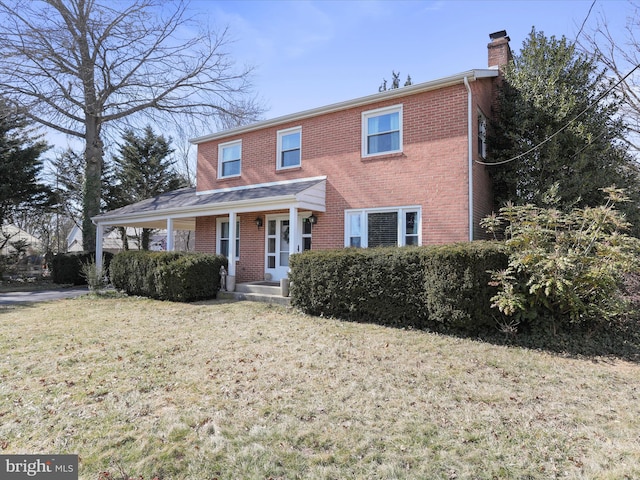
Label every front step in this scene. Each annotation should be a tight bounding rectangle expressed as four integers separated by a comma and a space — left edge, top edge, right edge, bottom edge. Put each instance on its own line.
217, 282, 291, 306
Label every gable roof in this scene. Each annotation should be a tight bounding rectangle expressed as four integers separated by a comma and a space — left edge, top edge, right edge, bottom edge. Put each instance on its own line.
191, 68, 499, 145
92, 177, 327, 229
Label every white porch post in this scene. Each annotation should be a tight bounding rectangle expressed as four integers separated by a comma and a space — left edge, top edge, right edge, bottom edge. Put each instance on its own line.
288, 206, 298, 258
227, 211, 237, 291
166, 218, 175, 251
95, 223, 104, 271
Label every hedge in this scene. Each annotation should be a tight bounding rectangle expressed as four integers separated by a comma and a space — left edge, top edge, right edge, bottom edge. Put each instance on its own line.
51, 252, 114, 285
289, 242, 507, 333
109, 251, 227, 302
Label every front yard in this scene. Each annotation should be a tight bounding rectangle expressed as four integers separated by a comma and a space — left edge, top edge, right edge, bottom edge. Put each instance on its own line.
1, 296, 639, 479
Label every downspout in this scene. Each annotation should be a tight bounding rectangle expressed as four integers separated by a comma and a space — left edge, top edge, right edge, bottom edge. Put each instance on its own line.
463, 75, 474, 241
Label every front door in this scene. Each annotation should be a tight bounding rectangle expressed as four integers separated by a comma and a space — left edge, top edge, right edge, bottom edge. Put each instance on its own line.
266, 217, 290, 281
265, 215, 313, 281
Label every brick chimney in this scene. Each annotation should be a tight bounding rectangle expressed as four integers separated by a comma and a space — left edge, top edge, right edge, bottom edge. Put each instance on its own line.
488, 30, 512, 68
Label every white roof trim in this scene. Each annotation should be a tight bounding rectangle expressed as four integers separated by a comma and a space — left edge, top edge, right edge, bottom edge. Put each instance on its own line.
191, 69, 499, 145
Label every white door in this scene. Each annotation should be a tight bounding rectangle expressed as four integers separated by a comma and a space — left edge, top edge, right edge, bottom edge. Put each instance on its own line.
265, 215, 313, 281
266, 217, 290, 281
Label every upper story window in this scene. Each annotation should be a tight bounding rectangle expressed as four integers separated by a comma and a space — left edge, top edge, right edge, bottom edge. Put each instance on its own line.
277, 127, 301, 169
218, 140, 242, 178
478, 111, 487, 159
345, 206, 420, 248
362, 105, 403, 157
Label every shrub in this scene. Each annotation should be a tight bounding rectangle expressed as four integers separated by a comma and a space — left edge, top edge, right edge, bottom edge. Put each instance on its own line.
110, 251, 227, 302
482, 185, 640, 333
80, 258, 108, 292
290, 247, 428, 327
422, 242, 508, 331
51, 252, 114, 285
290, 242, 507, 333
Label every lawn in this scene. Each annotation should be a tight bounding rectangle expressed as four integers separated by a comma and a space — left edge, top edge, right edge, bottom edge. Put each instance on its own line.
1, 295, 639, 479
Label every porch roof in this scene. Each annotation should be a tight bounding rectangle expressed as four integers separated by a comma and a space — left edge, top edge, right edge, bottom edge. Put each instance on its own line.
92, 176, 327, 230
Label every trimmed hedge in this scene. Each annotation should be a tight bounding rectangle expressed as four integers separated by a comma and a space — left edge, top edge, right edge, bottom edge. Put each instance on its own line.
289, 242, 507, 333
110, 251, 227, 302
51, 252, 114, 285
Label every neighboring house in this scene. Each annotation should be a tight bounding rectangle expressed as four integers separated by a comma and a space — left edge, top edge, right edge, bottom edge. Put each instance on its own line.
0, 224, 43, 256
93, 31, 512, 287
67, 225, 193, 254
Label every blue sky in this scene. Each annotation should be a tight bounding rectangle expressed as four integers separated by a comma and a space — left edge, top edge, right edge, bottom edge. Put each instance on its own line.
188, 0, 631, 122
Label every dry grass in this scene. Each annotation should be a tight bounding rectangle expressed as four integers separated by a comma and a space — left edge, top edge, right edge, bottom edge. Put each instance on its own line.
1, 296, 639, 479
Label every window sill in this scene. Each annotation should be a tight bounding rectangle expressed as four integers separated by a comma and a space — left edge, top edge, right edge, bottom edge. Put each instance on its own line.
361, 151, 405, 162
276, 166, 302, 173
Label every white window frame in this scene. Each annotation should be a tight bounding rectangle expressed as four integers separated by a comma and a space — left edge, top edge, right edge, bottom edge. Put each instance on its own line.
218, 139, 242, 179
361, 104, 403, 158
344, 206, 421, 248
276, 126, 302, 170
478, 110, 487, 159
216, 217, 240, 260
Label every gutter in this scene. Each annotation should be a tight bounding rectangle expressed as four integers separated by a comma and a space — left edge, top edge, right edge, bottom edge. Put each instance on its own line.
191, 69, 499, 145
463, 75, 474, 242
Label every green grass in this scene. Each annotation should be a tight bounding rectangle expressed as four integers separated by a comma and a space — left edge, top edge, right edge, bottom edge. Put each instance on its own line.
1, 296, 639, 479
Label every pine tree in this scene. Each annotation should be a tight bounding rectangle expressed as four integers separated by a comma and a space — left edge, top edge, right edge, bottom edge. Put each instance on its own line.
487, 28, 640, 231
0, 99, 52, 227
108, 126, 187, 250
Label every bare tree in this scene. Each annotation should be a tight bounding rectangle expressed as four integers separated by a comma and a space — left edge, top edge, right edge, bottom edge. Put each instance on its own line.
580, 2, 640, 154
0, 0, 263, 251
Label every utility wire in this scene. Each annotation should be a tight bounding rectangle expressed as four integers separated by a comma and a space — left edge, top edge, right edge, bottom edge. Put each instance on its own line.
476, 62, 640, 166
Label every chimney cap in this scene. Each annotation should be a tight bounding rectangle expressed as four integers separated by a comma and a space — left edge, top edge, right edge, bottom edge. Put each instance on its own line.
489, 30, 508, 40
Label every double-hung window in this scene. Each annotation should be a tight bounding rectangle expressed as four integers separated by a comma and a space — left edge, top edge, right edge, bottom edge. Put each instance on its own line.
217, 218, 240, 259
218, 140, 242, 178
277, 127, 301, 169
362, 105, 403, 157
345, 207, 420, 248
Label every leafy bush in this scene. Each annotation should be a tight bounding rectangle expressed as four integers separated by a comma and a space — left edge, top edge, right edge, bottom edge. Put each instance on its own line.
51, 252, 114, 285
290, 242, 507, 333
110, 251, 227, 302
481, 185, 640, 333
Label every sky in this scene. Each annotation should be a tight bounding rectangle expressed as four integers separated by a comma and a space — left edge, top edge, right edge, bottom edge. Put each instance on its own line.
184, 0, 633, 124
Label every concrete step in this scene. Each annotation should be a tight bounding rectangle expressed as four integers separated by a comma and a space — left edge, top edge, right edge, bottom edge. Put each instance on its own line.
217, 282, 290, 306
235, 281, 281, 295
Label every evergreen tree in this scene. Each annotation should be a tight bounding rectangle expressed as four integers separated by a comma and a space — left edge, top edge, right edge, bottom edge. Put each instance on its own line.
487, 28, 640, 230
108, 126, 187, 250
0, 99, 52, 227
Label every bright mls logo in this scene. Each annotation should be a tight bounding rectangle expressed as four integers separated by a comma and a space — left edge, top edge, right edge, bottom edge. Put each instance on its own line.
1, 455, 78, 479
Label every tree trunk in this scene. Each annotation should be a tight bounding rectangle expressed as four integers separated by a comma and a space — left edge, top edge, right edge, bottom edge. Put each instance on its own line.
82, 117, 103, 252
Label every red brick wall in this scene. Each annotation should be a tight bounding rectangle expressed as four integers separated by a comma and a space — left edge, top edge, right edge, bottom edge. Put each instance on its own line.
195, 80, 496, 281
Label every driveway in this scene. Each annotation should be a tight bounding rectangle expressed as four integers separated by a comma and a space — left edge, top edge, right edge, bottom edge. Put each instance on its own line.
0, 287, 89, 305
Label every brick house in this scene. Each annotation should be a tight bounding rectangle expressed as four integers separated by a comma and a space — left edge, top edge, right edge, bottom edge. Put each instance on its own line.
93, 31, 512, 288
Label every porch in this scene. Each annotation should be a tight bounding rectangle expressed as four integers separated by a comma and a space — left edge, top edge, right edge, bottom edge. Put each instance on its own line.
91, 176, 327, 290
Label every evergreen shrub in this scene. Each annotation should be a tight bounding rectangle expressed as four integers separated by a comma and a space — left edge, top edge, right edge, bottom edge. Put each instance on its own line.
51, 252, 114, 285
109, 251, 226, 302
289, 242, 507, 333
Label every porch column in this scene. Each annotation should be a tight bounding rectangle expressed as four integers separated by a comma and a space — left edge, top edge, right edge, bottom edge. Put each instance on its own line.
95, 223, 104, 271
289, 206, 299, 257
227, 211, 237, 290
166, 218, 175, 251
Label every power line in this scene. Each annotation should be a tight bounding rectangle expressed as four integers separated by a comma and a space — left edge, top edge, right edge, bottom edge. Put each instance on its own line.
476, 62, 640, 167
